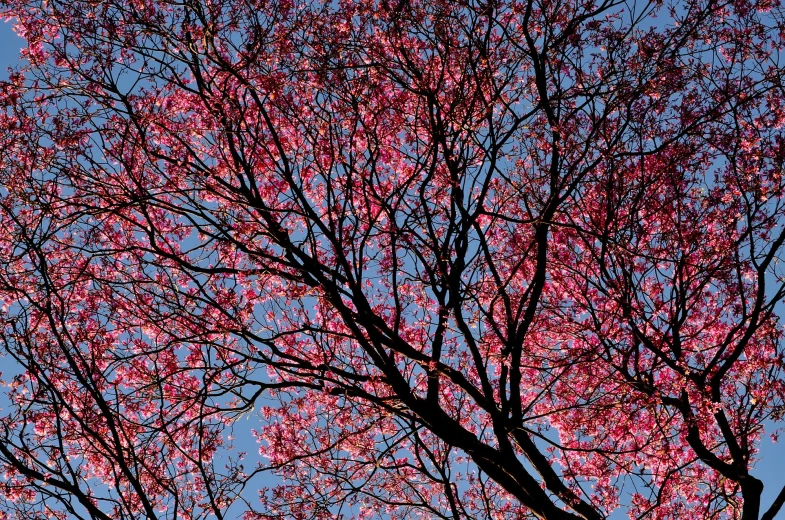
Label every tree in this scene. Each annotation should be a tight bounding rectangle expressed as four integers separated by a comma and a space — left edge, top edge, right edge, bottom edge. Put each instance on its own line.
0, 0, 784, 517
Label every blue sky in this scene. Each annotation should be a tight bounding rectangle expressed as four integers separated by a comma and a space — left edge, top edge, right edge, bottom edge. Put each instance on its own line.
1, 14, 785, 520
0, 19, 21, 72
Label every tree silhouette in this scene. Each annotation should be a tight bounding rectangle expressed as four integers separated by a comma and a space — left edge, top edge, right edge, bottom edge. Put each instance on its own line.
1, 0, 785, 518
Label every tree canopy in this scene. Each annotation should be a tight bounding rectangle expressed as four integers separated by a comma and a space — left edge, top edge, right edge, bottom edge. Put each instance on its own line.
1, 0, 785, 518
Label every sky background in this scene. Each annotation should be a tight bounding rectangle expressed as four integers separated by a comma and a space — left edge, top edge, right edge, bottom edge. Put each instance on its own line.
1, 14, 785, 520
